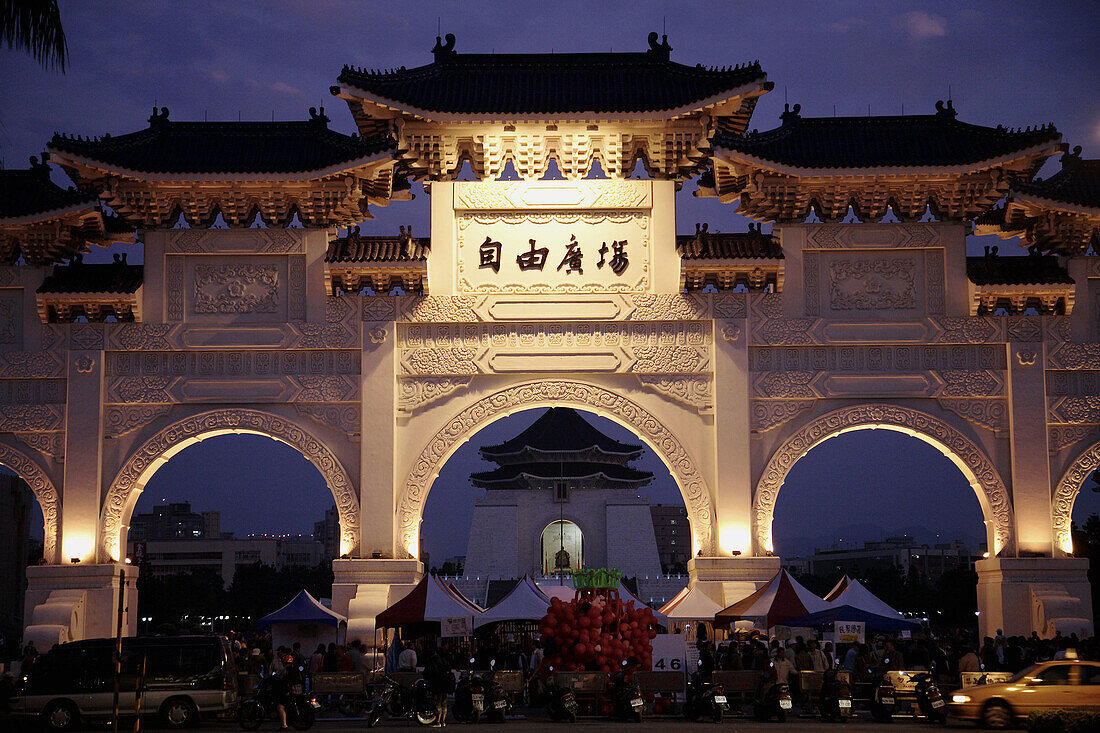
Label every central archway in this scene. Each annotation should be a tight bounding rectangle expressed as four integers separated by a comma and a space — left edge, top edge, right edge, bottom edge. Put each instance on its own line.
398, 380, 714, 559
753, 403, 1014, 557
100, 409, 360, 562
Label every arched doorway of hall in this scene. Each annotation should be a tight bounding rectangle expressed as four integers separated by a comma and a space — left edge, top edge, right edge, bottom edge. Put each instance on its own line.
400, 381, 715, 600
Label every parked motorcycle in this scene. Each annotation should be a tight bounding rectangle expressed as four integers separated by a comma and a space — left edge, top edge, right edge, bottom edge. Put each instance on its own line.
753, 663, 792, 723
683, 664, 728, 723
545, 667, 579, 723
610, 660, 645, 723
238, 678, 319, 731
869, 666, 897, 723
819, 664, 852, 723
911, 671, 946, 724
483, 660, 510, 723
452, 658, 486, 724
365, 674, 437, 728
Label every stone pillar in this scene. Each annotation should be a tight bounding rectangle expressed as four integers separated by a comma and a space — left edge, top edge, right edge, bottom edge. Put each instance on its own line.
63, 343, 104, 563
1006, 341, 1053, 555
331, 558, 423, 645
712, 316, 752, 555
688, 556, 780, 607
976, 557, 1093, 638
361, 315, 395, 558
24, 562, 138, 645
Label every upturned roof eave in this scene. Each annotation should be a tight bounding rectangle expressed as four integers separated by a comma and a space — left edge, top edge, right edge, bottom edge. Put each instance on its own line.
1008, 191, 1100, 218
46, 148, 396, 184
0, 199, 101, 227
336, 81, 770, 125
712, 139, 1062, 180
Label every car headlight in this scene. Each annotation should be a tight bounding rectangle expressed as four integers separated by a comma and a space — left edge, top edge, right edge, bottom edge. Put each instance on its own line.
951, 695, 970, 703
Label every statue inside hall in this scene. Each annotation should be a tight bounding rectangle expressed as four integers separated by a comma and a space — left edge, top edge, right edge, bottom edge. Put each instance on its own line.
462, 407, 663, 581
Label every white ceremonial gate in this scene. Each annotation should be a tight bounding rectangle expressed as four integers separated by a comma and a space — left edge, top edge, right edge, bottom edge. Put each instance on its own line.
2, 34, 1097, 645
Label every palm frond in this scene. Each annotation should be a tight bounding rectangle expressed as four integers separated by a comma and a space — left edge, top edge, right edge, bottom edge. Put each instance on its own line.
1, 0, 68, 72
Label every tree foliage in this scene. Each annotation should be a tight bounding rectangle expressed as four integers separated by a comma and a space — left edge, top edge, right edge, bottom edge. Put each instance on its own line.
1, 0, 67, 71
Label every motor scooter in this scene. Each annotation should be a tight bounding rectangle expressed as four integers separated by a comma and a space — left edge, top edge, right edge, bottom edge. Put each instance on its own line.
365, 674, 437, 728
911, 670, 946, 724
869, 665, 897, 723
483, 660, 510, 723
609, 659, 644, 723
451, 658, 486, 724
545, 667, 578, 723
238, 677, 320, 731
818, 662, 852, 723
682, 662, 728, 723
753, 667, 792, 723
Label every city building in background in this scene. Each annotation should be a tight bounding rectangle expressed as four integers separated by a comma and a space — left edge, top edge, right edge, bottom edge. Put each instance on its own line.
651, 504, 692, 574
782, 535, 981, 582
313, 506, 340, 560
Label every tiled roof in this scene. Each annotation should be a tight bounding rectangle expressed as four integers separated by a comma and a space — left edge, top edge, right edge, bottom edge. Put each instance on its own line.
1012, 148, 1100, 209
676, 226, 782, 259
966, 255, 1073, 286
38, 259, 143, 294
471, 461, 654, 487
48, 107, 395, 175
337, 34, 766, 116
714, 101, 1060, 170
325, 229, 429, 262
0, 161, 97, 221
481, 407, 642, 458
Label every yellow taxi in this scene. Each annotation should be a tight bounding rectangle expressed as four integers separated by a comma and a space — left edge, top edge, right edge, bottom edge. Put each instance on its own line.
946, 656, 1100, 728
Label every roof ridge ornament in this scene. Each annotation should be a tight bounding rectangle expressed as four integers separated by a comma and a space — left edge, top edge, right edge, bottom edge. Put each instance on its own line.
647, 31, 672, 59
935, 99, 957, 119
308, 106, 330, 126
148, 106, 170, 126
29, 153, 50, 178
432, 33, 456, 61
780, 103, 801, 125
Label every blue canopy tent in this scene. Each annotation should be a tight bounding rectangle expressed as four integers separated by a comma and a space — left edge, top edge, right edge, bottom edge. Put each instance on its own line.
776, 604, 920, 632
258, 590, 347, 651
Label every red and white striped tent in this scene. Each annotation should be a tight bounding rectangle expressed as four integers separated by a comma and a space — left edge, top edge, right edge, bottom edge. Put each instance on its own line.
715, 569, 831, 629
376, 573, 483, 629
824, 575, 853, 602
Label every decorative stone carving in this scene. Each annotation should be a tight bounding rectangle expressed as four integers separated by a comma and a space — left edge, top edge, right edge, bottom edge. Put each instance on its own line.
750, 400, 815, 433
165, 229, 303, 254
109, 324, 173, 351
631, 346, 708, 374
0, 351, 64, 378
1049, 425, 1097, 454
403, 348, 478, 376
74, 355, 94, 373
361, 297, 399, 322
804, 223, 939, 249
397, 377, 474, 412
293, 375, 357, 402
399, 296, 479, 323
926, 250, 945, 315
101, 409, 360, 561
166, 256, 184, 322
0, 441, 60, 563
934, 317, 1002, 344
1049, 397, 1100, 424
400, 321, 710, 350
107, 350, 360, 380
753, 403, 1013, 555
193, 264, 279, 314
103, 404, 172, 440
288, 256, 306, 321
0, 379, 64, 404
1052, 440, 1100, 554
941, 370, 1002, 397
0, 404, 64, 431
720, 323, 742, 342
710, 293, 748, 319
627, 294, 709, 321
294, 320, 358, 349
937, 398, 1007, 434
1048, 343, 1100, 370
828, 258, 916, 310
1006, 317, 1043, 343
69, 324, 105, 350
368, 326, 387, 345
294, 403, 361, 437
0, 295, 19, 344
756, 372, 816, 399
749, 345, 1005, 373
397, 380, 714, 559
108, 376, 172, 404
803, 252, 820, 316
1016, 348, 1038, 366
14, 431, 64, 462
635, 375, 712, 412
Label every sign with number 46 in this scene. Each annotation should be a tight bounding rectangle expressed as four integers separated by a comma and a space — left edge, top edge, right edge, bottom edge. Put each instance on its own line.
650, 635, 688, 672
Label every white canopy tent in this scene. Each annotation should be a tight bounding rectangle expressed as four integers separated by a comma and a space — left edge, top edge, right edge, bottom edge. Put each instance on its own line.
659, 585, 723, 621
474, 576, 552, 629
826, 577, 904, 618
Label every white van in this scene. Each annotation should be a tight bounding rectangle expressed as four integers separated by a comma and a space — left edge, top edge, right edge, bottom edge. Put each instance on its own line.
11, 635, 238, 730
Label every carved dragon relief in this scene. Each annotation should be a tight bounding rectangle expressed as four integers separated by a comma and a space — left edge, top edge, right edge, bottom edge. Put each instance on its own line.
101, 409, 360, 561
398, 381, 714, 559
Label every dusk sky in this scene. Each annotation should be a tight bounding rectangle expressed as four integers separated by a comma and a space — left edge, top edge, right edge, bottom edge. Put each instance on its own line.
4, 2, 1100, 558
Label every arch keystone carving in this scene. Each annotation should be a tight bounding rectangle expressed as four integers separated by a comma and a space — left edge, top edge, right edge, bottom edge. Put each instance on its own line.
101, 409, 360, 561
753, 403, 1013, 556
397, 380, 714, 559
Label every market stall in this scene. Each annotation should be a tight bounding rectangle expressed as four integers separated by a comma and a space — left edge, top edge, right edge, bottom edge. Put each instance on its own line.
257, 589, 347, 653
825, 577, 905, 618
714, 569, 831, 630
658, 585, 723, 640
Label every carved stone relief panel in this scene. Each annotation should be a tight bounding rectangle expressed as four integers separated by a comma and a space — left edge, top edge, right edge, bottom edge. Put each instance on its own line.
393, 293, 714, 324
0, 290, 24, 351
164, 229, 304, 254
0, 351, 65, 378
192, 264, 279, 314
0, 379, 65, 404
1048, 424, 1098, 454
803, 223, 941, 249
826, 254, 920, 313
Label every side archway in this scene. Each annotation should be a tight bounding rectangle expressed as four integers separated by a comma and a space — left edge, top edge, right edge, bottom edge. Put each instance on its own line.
1052, 440, 1100, 556
397, 380, 714, 559
0, 441, 60, 564
753, 403, 1014, 556
100, 409, 360, 561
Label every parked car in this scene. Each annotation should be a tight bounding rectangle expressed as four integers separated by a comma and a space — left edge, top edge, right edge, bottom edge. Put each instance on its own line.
10, 635, 238, 730
946, 656, 1100, 728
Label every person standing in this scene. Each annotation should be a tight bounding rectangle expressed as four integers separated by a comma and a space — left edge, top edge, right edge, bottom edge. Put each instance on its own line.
268, 649, 289, 730
424, 649, 454, 727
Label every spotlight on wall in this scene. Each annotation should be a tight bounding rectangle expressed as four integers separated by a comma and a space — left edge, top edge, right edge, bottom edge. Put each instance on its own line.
124, 557, 132, 565
730, 550, 742, 556
70, 557, 80, 564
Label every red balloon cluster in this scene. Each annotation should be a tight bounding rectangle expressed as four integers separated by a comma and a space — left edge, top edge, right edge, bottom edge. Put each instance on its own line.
538, 593, 658, 674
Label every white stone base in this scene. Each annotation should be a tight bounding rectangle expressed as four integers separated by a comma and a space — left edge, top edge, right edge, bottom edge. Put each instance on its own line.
24, 563, 138, 643
332, 558, 423, 646
976, 557, 1093, 638
688, 556, 781, 607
